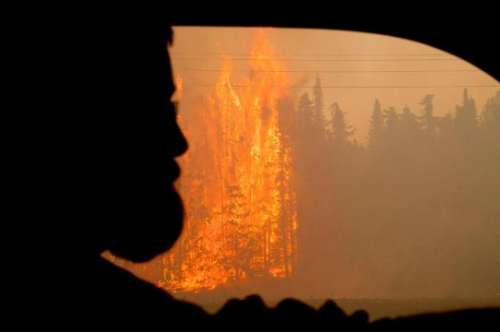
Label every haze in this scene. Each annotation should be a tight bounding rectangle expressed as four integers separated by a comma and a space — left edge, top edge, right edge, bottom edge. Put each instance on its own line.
107, 27, 500, 319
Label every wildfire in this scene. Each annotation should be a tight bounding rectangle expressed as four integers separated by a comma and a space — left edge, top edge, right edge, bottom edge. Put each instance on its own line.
160, 30, 299, 293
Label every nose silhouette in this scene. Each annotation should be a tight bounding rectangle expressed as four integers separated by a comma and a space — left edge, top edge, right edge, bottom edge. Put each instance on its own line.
164, 100, 188, 159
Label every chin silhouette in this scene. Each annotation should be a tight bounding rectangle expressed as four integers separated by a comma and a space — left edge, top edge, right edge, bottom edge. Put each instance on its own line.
107, 185, 184, 262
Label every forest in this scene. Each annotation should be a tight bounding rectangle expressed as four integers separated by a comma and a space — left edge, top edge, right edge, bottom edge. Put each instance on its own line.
150, 75, 500, 299
290, 82, 500, 298
111, 32, 500, 299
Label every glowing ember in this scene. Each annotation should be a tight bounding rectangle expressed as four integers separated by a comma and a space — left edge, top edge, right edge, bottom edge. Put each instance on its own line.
160, 30, 298, 293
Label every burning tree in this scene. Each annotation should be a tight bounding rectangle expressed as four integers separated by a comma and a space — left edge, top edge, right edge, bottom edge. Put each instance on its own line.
160, 30, 298, 293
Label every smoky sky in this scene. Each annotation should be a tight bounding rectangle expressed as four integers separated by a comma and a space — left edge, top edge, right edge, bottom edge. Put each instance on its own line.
171, 27, 498, 144
107, 27, 500, 318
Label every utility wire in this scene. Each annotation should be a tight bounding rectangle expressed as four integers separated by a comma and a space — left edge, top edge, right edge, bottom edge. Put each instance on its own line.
184, 84, 499, 89
179, 68, 479, 73
173, 57, 459, 62
172, 52, 447, 57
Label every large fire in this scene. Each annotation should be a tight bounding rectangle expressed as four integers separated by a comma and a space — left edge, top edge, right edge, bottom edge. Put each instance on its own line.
159, 31, 299, 293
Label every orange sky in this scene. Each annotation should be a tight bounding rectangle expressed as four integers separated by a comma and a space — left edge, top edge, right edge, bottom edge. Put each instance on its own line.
171, 27, 499, 144
107, 27, 500, 315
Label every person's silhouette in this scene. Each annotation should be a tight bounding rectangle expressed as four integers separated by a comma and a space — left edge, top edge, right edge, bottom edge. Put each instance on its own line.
77, 21, 498, 330
82, 24, 209, 326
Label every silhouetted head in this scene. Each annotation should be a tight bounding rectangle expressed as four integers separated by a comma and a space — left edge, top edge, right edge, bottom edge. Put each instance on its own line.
82, 25, 187, 262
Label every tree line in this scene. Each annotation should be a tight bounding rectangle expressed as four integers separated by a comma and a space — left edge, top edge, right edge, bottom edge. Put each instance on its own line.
287, 77, 500, 298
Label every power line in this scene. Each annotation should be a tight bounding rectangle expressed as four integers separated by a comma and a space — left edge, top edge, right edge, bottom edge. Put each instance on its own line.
174, 57, 459, 62
180, 68, 479, 73
184, 84, 498, 89
173, 52, 447, 57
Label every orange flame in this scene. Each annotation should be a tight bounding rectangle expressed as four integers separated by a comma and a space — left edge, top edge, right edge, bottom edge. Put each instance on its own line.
160, 30, 298, 293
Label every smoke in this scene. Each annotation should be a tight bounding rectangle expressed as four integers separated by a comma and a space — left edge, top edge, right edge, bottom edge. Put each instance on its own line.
111, 27, 500, 317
